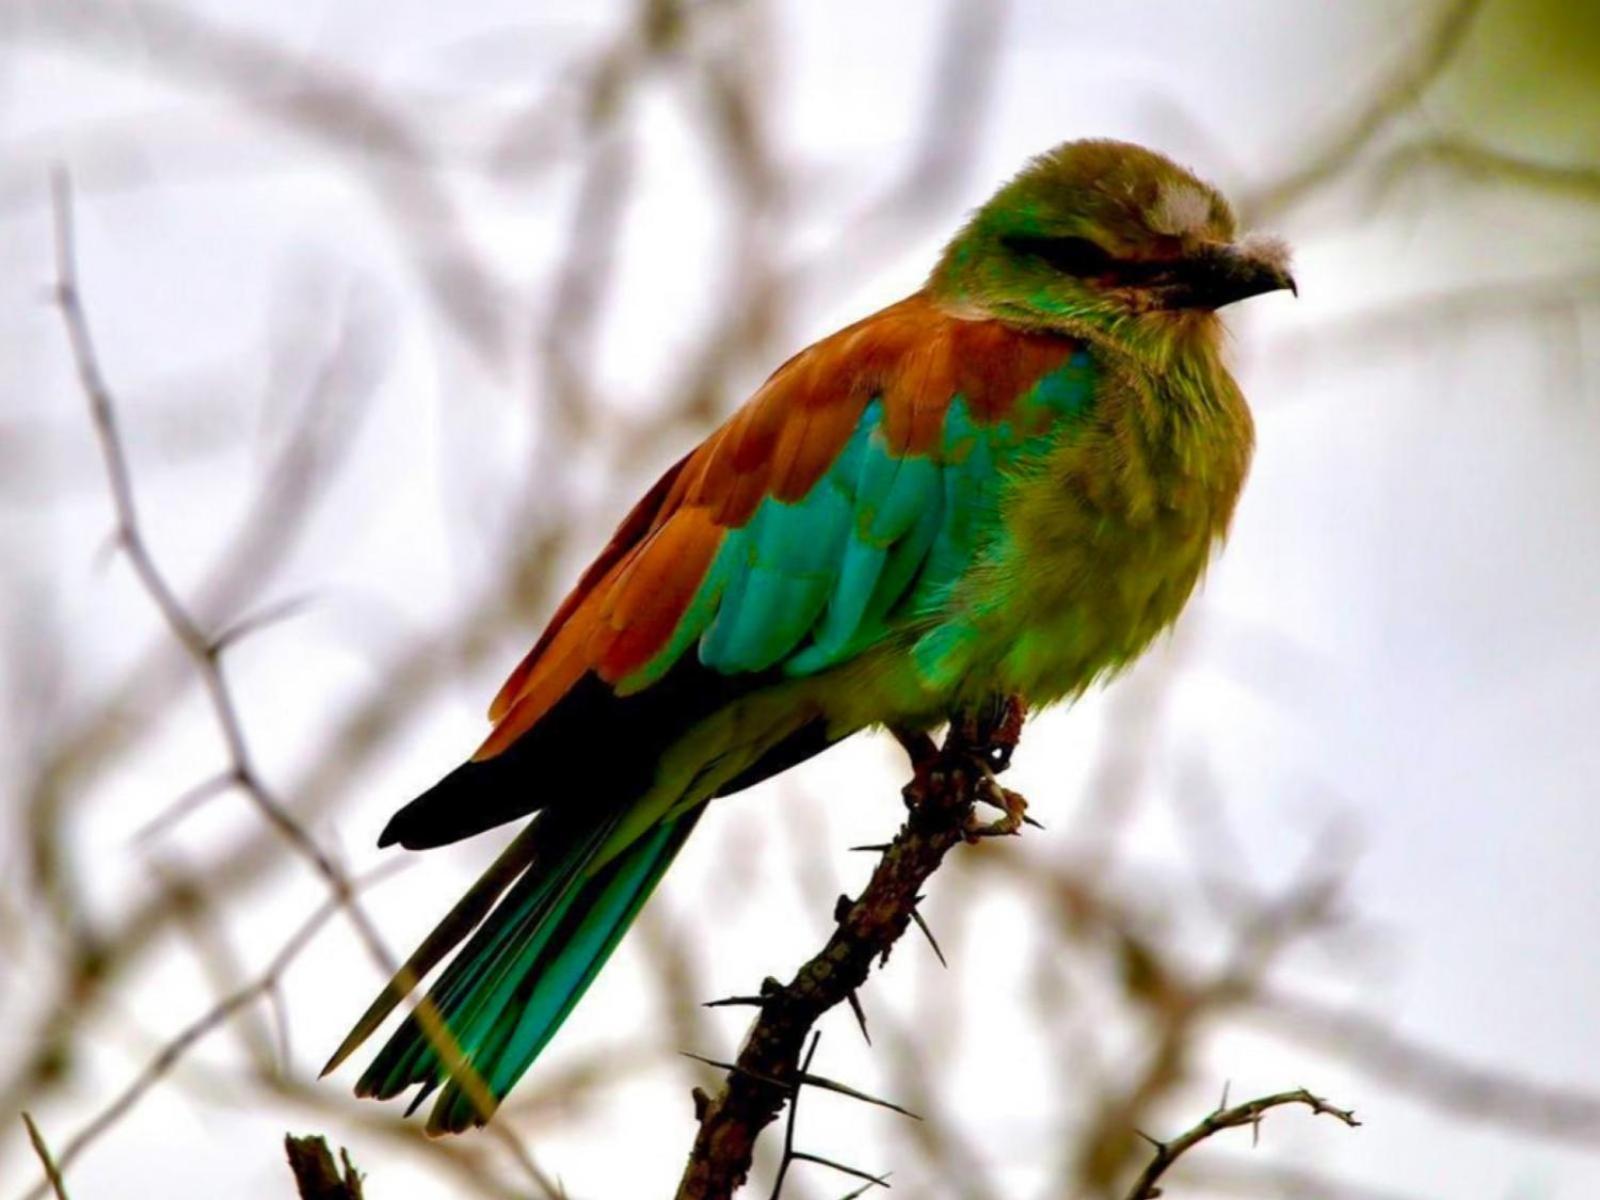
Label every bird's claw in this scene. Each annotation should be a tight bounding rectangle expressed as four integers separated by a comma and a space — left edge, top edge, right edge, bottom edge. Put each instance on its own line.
892, 699, 1033, 834
963, 766, 1030, 840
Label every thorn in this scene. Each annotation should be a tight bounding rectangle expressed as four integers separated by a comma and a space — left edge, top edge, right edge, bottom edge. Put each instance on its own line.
788, 1151, 892, 1189
1218, 1079, 1231, 1112
1022, 813, 1046, 830
703, 995, 767, 1009
845, 990, 871, 1045
681, 1052, 791, 1094
849, 843, 892, 853
908, 908, 947, 968
798, 1072, 920, 1120
1134, 1128, 1166, 1153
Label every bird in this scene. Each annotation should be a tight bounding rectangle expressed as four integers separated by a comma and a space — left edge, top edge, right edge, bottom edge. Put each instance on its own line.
321, 138, 1294, 1134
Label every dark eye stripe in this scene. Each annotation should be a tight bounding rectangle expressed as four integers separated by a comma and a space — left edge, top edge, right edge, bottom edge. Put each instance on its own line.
1002, 233, 1178, 288
1000, 234, 1112, 276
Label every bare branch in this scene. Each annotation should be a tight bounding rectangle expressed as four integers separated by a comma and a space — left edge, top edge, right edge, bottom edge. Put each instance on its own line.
1244, 0, 1486, 221
27, 0, 510, 364
49, 169, 391, 965
675, 716, 1027, 1200
1121, 1089, 1360, 1200
16, 872, 388, 1200
1256, 989, 1600, 1148
19, 1115, 69, 1200
285, 1135, 366, 1200
44, 175, 561, 1199
1367, 136, 1600, 205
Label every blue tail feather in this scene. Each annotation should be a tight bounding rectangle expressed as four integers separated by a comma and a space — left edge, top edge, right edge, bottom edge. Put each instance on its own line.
355, 808, 704, 1134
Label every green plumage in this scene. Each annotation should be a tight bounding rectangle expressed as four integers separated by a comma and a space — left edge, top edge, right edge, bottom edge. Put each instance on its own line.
333, 138, 1291, 1133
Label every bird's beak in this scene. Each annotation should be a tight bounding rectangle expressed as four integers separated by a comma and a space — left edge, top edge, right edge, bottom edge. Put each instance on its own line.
1166, 238, 1296, 309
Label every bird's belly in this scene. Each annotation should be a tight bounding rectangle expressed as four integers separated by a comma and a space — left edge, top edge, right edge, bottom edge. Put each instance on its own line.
929, 501, 1221, 712
999, 532, 1208, 702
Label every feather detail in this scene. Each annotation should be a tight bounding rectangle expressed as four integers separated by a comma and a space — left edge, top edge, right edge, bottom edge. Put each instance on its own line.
475, 291, 1084, 761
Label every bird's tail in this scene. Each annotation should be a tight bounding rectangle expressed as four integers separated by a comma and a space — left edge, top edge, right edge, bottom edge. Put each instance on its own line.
328, 806, 703, 1135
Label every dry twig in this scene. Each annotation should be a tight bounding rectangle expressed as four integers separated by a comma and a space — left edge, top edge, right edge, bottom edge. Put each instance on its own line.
19, 1115, 69, 1200
1121, 1088, 1360, 1200
16, 872, 390, 1200
43, 172, 561, 1200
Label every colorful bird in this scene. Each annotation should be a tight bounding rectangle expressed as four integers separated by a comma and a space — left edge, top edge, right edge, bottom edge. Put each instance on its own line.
322, 138, 1294, 1133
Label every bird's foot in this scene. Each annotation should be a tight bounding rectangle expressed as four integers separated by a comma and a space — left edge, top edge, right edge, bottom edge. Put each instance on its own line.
963, 766, 1030, 841
891, 702, 1033, 837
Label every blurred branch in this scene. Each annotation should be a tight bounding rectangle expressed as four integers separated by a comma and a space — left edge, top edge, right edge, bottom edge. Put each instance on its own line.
1121, 1088, 1359, 1200
1244, 0, 1485, 222
1177, 1156, 1436, 1200
792, 0, 1007, 305
992, 832, 1351, 1194
1368, 136, 1600, 205
1267, 271, 1600, 368
675, 714, 1029, 1200
18, 1115, 68, 1200
16, 873, 386, 1200
23, 277, 379, 940
285, 1135, 366, 1200
24, 0, 510, 365
1256, 988, 1600, 1149
44, 170, 562, 1200
49, 169, 397, 977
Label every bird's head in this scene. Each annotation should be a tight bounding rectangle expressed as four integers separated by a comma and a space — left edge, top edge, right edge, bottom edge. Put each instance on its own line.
929, 139, 1294, 342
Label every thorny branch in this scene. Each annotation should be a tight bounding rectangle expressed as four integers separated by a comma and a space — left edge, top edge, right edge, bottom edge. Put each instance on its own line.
49, 171, 393, 971
1121, 1088, 1360, 1200
675, 711, 1028, 1200
42, 173, 562, 1200
18, 875, 390, 1200
285, 1135, 366, 1200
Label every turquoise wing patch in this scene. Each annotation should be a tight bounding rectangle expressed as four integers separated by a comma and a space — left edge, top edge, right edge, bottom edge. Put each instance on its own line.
616, 352, 1097, 685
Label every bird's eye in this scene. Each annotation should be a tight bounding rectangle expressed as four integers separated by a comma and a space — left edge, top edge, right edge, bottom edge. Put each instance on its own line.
1001, 234, 1114, 276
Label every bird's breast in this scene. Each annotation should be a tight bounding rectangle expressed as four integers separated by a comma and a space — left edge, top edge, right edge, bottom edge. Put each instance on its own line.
914, 350, 1253, 710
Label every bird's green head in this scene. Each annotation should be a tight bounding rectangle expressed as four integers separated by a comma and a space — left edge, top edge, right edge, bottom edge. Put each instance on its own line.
929, 139, 1294, 338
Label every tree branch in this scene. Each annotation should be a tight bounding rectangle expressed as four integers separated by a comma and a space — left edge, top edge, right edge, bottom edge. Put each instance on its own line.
674, 709, 1028, 1200
1121, 1088, 1360, 1200
19, 1115, 69, 1200
44, 171, 561, 1200
285, 1135, 366, 1200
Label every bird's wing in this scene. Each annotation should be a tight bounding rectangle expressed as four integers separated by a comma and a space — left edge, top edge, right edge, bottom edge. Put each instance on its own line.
477, 291, 1094, 760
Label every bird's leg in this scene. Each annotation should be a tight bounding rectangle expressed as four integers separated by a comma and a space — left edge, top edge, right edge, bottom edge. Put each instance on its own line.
896, 696, 1032, 839
953, 693, 1028, 775
949, 694, 1030, 839
890, 724, 941, 811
